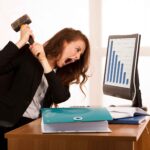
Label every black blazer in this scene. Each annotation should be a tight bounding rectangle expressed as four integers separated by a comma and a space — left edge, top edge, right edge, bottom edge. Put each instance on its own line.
0, 42, 70, 127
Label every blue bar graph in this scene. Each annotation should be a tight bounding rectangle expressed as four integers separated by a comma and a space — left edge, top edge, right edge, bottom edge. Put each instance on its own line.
113, 54, 118, 82
106, 40, 129, 86
116, 61, 120, 83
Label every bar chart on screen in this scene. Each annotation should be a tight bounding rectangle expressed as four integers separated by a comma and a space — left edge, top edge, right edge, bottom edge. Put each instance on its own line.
105, 38, 136, 88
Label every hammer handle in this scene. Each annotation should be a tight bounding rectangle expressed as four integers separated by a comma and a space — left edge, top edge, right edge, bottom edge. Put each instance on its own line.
29, 36, 34, 45
28, 35, 40, 57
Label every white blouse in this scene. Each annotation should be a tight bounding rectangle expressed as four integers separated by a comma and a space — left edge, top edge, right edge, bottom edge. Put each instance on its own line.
23, 75, 48, 119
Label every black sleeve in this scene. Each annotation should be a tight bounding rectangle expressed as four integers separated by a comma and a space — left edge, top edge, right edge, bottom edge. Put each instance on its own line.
0, 41, 20, 69
44, 71, 70, 104
0, 42, 30, 75
0, 42, 21, 95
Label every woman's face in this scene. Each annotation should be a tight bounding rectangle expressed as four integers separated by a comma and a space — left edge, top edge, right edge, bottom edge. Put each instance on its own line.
56, 39, 86, 68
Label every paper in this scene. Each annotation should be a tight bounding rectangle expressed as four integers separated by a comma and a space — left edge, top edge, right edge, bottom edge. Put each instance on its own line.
41, 119, 111, 133
108, 106, 149, 119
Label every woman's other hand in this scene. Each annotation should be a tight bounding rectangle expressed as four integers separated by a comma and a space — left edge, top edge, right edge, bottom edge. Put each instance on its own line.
29, 43, 46, 61
30, 43, 53, 73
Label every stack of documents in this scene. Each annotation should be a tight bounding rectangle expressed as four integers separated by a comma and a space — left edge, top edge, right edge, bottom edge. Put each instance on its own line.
41, 107, 113, 133
108, 106, 149, 124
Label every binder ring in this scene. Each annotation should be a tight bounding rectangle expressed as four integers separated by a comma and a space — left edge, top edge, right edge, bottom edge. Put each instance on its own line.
73, 116, 83, 120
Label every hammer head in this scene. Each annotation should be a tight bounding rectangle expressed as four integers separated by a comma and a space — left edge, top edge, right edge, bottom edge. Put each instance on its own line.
11, 14, 31, 32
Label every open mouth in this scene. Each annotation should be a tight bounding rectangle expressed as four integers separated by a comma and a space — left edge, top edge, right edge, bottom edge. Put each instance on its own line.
64, 58, 75, 65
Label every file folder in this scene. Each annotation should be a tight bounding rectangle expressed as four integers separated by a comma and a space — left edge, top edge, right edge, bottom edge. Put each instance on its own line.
41, 107, 113, 124
41, 107, 113, 133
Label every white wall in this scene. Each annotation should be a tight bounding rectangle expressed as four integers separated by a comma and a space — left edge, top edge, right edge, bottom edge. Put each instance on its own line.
0, 0, 89, 47
88, 0, 103, 106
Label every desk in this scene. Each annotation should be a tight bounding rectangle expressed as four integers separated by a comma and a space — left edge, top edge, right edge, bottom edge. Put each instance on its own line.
5, 117, 150, 150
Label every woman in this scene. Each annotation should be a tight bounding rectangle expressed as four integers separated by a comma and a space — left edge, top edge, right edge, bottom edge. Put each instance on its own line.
0, 25, 90, 149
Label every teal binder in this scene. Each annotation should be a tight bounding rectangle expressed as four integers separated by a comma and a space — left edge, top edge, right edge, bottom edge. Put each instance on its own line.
41, 107, 113, 124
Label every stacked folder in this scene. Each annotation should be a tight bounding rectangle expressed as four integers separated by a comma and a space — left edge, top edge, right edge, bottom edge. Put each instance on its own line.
109, 116, 146, 124
41, 107, 113, 133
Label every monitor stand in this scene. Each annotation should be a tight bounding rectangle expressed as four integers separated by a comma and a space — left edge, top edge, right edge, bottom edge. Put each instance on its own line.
132, 70, 147, 111
132, 71, 142, 107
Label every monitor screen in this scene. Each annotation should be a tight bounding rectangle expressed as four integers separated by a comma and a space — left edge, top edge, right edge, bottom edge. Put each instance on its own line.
103, 34, 141, 103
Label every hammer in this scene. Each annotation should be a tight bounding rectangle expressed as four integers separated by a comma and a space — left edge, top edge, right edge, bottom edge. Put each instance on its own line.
11, 14, 34, 45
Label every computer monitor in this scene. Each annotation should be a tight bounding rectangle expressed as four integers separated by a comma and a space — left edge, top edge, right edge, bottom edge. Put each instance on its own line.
103, 34, 142, 107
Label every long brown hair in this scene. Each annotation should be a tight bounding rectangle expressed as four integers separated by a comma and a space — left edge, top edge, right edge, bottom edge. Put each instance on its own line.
44, 28, 90, 92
